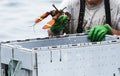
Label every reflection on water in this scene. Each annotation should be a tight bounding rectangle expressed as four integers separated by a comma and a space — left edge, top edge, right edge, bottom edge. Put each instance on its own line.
0, 0, 62, 41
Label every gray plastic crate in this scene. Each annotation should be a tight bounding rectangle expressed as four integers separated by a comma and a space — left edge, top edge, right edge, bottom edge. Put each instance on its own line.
1, 34, 120, 76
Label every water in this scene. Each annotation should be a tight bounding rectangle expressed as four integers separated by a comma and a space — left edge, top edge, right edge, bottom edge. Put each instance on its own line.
0, 0, 62, 41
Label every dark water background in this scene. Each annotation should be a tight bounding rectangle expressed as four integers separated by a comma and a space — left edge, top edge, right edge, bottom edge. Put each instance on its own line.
0, 0, 61, 41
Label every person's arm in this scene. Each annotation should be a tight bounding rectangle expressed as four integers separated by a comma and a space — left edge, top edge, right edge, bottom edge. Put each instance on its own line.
111, 28, 120, 35
112, 4, 120, 35
87, 24, 120, 42
87, 2, 120, 42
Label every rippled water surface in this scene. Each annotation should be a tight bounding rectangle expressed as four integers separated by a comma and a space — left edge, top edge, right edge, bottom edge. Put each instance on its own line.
0, 0, 61, 41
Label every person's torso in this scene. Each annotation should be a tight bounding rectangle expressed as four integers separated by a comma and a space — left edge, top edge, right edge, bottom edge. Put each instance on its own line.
61, 0, 119, 33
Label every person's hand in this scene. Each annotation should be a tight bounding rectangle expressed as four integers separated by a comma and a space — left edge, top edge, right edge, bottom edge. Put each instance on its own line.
87, 24, 112, 42
50, 14, 69, 35
47, 28, 63, 37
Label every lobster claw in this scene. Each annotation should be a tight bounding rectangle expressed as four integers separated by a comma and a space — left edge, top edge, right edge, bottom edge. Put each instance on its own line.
35, 17, 42, 23
42, 19, 55, 29
35, 12, 50, 24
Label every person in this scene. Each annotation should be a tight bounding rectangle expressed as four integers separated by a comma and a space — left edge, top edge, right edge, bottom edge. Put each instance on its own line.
48, 0, 120, 42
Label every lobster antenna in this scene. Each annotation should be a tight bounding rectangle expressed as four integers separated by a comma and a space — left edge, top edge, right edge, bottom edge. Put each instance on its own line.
32, 23, 36, 33
28, 23, 36, 33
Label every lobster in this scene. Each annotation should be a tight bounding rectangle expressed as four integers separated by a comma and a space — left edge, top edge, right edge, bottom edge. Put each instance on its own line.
34, 4, 71, 29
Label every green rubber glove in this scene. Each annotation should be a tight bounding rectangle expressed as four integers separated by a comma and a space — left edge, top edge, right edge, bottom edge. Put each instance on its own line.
50, 14, 69, 34
87, 24, 112, 42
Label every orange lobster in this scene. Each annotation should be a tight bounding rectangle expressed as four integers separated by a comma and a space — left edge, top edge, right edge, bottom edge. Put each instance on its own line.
34, 4, 71, 29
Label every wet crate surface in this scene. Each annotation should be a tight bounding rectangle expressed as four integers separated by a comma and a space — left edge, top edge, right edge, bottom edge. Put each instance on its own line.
5, 34, 119, 49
